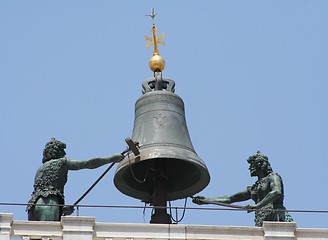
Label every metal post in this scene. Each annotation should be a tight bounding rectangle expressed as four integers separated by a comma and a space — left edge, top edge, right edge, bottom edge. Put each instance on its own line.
150, 161, 172, 224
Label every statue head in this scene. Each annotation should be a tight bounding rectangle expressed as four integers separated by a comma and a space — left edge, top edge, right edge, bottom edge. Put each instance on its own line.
247, 151, 273, 177
42, 138, 66, 163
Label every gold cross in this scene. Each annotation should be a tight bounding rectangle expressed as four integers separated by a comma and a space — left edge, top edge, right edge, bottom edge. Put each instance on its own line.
145, 8, 165, 55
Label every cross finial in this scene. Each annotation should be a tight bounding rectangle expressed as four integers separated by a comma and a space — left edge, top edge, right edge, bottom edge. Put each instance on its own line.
146, 8, 157, 26
145, 8, 165, 55
145, 8, 166, 72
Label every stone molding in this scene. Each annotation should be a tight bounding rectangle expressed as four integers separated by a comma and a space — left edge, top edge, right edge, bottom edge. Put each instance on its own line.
1, 214, 328, 240
262, 221, 296, 240
0, 213, 13, 239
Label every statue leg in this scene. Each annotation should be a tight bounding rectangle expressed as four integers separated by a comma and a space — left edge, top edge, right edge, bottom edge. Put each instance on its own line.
33, 195, 61, 221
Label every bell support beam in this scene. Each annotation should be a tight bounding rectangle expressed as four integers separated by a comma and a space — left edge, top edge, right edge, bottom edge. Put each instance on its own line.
150, 160, 172, 224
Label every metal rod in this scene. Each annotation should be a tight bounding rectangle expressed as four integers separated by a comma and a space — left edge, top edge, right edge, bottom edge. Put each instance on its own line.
73, 162, 116, 206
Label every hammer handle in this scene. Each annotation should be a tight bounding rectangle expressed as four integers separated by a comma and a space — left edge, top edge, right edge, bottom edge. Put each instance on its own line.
73, 162, 116, 206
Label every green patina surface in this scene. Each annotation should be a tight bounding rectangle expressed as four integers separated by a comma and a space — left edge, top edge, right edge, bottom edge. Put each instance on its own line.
193, 151, 293, 226
27, 138, 123, 221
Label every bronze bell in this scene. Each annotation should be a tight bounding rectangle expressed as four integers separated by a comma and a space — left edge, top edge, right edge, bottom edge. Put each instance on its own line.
114, 75, 210, 207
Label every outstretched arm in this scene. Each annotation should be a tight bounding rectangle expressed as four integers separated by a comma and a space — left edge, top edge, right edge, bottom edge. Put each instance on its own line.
66, 153, 123, 170
227, 189, 252, 203
193, 189, 251, 205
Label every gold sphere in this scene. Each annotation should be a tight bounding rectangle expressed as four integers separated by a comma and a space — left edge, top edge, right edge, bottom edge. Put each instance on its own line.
149, 54, 165, 72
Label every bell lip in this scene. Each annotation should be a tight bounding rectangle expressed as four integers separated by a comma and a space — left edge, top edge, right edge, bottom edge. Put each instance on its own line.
114, 147, 210, 202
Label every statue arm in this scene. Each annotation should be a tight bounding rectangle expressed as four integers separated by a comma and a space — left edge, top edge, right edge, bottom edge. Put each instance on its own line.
227, 189, 252, 203
193, 189, 251, 205
66, 154, 123, 170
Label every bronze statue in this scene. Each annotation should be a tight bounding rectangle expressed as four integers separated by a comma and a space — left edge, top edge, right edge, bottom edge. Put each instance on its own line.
27, 138, 124, 221
192, 151, 293, 226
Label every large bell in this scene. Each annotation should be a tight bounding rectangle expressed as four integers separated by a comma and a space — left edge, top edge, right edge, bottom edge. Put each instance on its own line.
114, 76, 210, 204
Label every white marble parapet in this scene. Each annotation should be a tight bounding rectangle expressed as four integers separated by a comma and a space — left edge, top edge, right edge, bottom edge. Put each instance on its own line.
295, 227, 328, 240
2, 213, 328, 240
12, 220, 62, 239
62, 216, 95, 240
0, 213, 13, 240
94, 222, 264, 240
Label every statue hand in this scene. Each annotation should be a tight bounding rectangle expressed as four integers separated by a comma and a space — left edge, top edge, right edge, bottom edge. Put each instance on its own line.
245, 204, 257, 213
192, 196, 207, 205
111, 153, 124, 163
62, 206, 75, 216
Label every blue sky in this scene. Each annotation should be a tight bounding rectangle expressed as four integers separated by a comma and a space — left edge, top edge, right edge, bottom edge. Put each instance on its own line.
1, 1, 327, 228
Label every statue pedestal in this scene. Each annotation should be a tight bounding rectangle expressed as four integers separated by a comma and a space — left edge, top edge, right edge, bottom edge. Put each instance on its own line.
62, 216, 95, 240
262, 221, 296, 239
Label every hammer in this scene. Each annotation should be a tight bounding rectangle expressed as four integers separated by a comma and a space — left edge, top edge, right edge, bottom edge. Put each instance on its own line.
121, 137, 140, 156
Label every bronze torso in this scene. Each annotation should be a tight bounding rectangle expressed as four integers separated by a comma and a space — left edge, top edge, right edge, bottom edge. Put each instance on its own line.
248, 172, 292, 226
249, 172, 284, 207
27, 158, 68, 211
